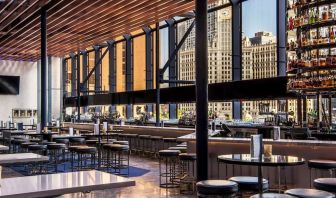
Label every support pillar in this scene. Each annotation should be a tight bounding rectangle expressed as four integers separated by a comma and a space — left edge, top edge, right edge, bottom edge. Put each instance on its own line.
167, 19, 177, 119
40, 7, 47, 129
144, 27, 154, 113
93, 46, 102, 93
70, 53, 76, 97
277, 0, 287, 76
81, 50, 88, 95
232, 0, 242, 120
155, 23, 161, 126
195, 0, 208, 181
124, 34, 133, 119
76, 52, 81, 121
297, 97, 302, 126
302, 96, 307, 125
107, 40, 116, 112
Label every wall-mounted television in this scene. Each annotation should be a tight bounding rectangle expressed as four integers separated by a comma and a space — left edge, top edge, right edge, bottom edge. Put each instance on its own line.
0, 76, 20, 95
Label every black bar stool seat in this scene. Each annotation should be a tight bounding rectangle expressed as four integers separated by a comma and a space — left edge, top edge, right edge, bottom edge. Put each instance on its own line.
196, 180, 238, 197
30, 139, 41, 143
159, 149, 181, 157
41, 141, 57, 145
285, 188, 335, 198
314, 178, 336, 193
28, 144, 47, 154
179, 153, 196, 161
85, 139, 99, 146
21, 142, 38, 149
100, 139, 117, 145
55, 138, 69, 145
70, 138, 86, 145
229, 176, 269, 192
76, 146, 97, 154
168, 146, 187, 153
308, 160, 336, 170
107, 144, 130, 151
113, 141, 129, 145
47, 143, 66, 150
250, 193, 296, 198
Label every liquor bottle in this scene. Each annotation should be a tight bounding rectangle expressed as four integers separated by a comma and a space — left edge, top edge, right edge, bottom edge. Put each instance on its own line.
330, 27, 335, 43
322, 7, 328, 21
310, 8, 316, 24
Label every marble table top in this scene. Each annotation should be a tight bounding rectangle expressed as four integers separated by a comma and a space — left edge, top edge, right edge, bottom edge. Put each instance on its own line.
0, 170, 135, 198
0, 153, 49, 165
178, 133, 336, 147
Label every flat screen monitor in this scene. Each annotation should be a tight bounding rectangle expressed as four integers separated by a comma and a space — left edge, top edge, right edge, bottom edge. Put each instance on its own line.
0, 76, 20, 95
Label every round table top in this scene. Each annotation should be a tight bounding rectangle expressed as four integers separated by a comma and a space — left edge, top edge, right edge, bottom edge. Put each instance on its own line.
217, 154, 305, 167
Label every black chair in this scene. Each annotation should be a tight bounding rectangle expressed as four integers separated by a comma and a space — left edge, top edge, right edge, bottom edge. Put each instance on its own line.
196, 180, 238, 198
314, 178, 336, 194
285, 188, 335, 198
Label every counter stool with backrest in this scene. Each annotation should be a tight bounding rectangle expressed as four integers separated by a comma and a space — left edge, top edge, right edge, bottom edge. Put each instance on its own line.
75, 146, 97, 170
196, 180, 238, 198
47, 143, 66, 173
138, 135, 151, 155
314, 178, 336, 194
285, 188, 335, 198
159, 149, 181, 188
105, 144, 130, 176
163, 137, 177, 149
228, 176, 269, 195
179, 153, 197, 194
150, 136, 163, 157
308, 159, 336, 187
250, 193, 296, 198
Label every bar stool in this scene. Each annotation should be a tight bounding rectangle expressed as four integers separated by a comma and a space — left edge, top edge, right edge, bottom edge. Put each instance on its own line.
150, 136, 163, 157
308, 160, 336, 187
113, 141, 129, 145
285, 188, 335, 198
54, 138, 70, 147
159, 149, 181, 188
139, 135, 151, 155
105, 144, 130, 176
250, 193, 296, 198
124, 134, 138, 153
196, 180, 238, 198
12, 139, 28, 153
168, 146, 187, 153
179, 153, 196, 194
69, 137, 86, 146
68, 145, 83, 171
75, 146, 97, 170
314, 178, 336, 194
163, 137, 177, 149
20, 142, 38, 153
228, 176, 269, 195
47, 143, 66, 173
28, 144, 47, 155
85, 139, 99, 147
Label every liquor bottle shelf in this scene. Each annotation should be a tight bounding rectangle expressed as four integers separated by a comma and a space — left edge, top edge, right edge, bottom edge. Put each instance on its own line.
293, 42, 336, 52
287, 65, 336, 74
288, 0, 336, 11
294, 20, 336, 31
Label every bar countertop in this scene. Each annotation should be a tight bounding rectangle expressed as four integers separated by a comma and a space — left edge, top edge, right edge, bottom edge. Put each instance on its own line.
178, 133, 336, 147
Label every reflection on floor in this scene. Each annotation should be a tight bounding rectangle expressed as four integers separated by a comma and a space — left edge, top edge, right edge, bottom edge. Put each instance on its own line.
3, 155, 195, 198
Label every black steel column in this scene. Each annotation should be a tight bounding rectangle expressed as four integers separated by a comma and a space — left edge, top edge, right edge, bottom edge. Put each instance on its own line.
40, 7, 47, 129
81, 50, 88, 95
77, 52, 81, 121
195, 0, 208, 181
61, 58, 67, 117
93, 46, 102, 93
329, 96, 332, 126
155, 23, 161, 126
302, 96, 307, 125
107, 40, 116, 112
297, 97, 302, 126
144, 27, 154, 113
70, 53, 76, 97
124, 34, 133, 119
232, 0, 242, 120
167, 19, 177, 119
277, 0, 287, 76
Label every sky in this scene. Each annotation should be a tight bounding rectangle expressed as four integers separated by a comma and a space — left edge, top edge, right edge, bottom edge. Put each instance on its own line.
242, 0, 277, 38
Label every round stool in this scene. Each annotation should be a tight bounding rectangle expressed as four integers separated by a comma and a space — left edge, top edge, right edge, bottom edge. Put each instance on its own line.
163, 137, 177, 149
250, 193, 296, 198
68, 145, 83, 171
159, 149, 181, 188
47, 143, 66, 173
28, 144, 47, 155
124, 134, 138, 153
75, 146, 97, 170
314, 178, 336, 193
285, 188, 335, 198
12, 139, 28, 153
70, 138, 86, 146
105, 144, 130, 176
54, 138, 69, 146
196, 180, 238, 198
41, 141, 57, 145
20, 142, 38, 152
113, 141, 129, 145
308, 159, 336, 187
85, 139, 98, 146
229, 176, 269, 193
168, 146, 187, 153
179, 153, 197, 194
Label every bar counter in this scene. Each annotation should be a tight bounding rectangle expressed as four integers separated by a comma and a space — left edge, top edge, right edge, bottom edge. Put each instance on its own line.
178, 133, 336, 188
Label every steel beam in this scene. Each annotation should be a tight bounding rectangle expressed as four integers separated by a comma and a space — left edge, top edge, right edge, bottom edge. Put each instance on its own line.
155, 23, 160, 127
81, 50, 88, 94
62, 58, 67, 98
277, 0, 287, 76
231, 0, 242, 120
76, 51, 81, 121
107, 40, 116, 112
195, 0, 208, 181
160, 80, 194, 84
70, 53, 76, 97
40, 7, 47, 129
124, 34, 133, 119
144, 26, 154, 113
93, 46, 102, 93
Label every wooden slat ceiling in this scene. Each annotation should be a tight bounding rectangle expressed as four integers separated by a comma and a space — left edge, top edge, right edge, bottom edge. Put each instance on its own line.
0, 0, 207, 62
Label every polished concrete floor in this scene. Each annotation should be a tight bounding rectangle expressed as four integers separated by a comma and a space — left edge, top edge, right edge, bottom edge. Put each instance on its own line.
3, 155, 195, 198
